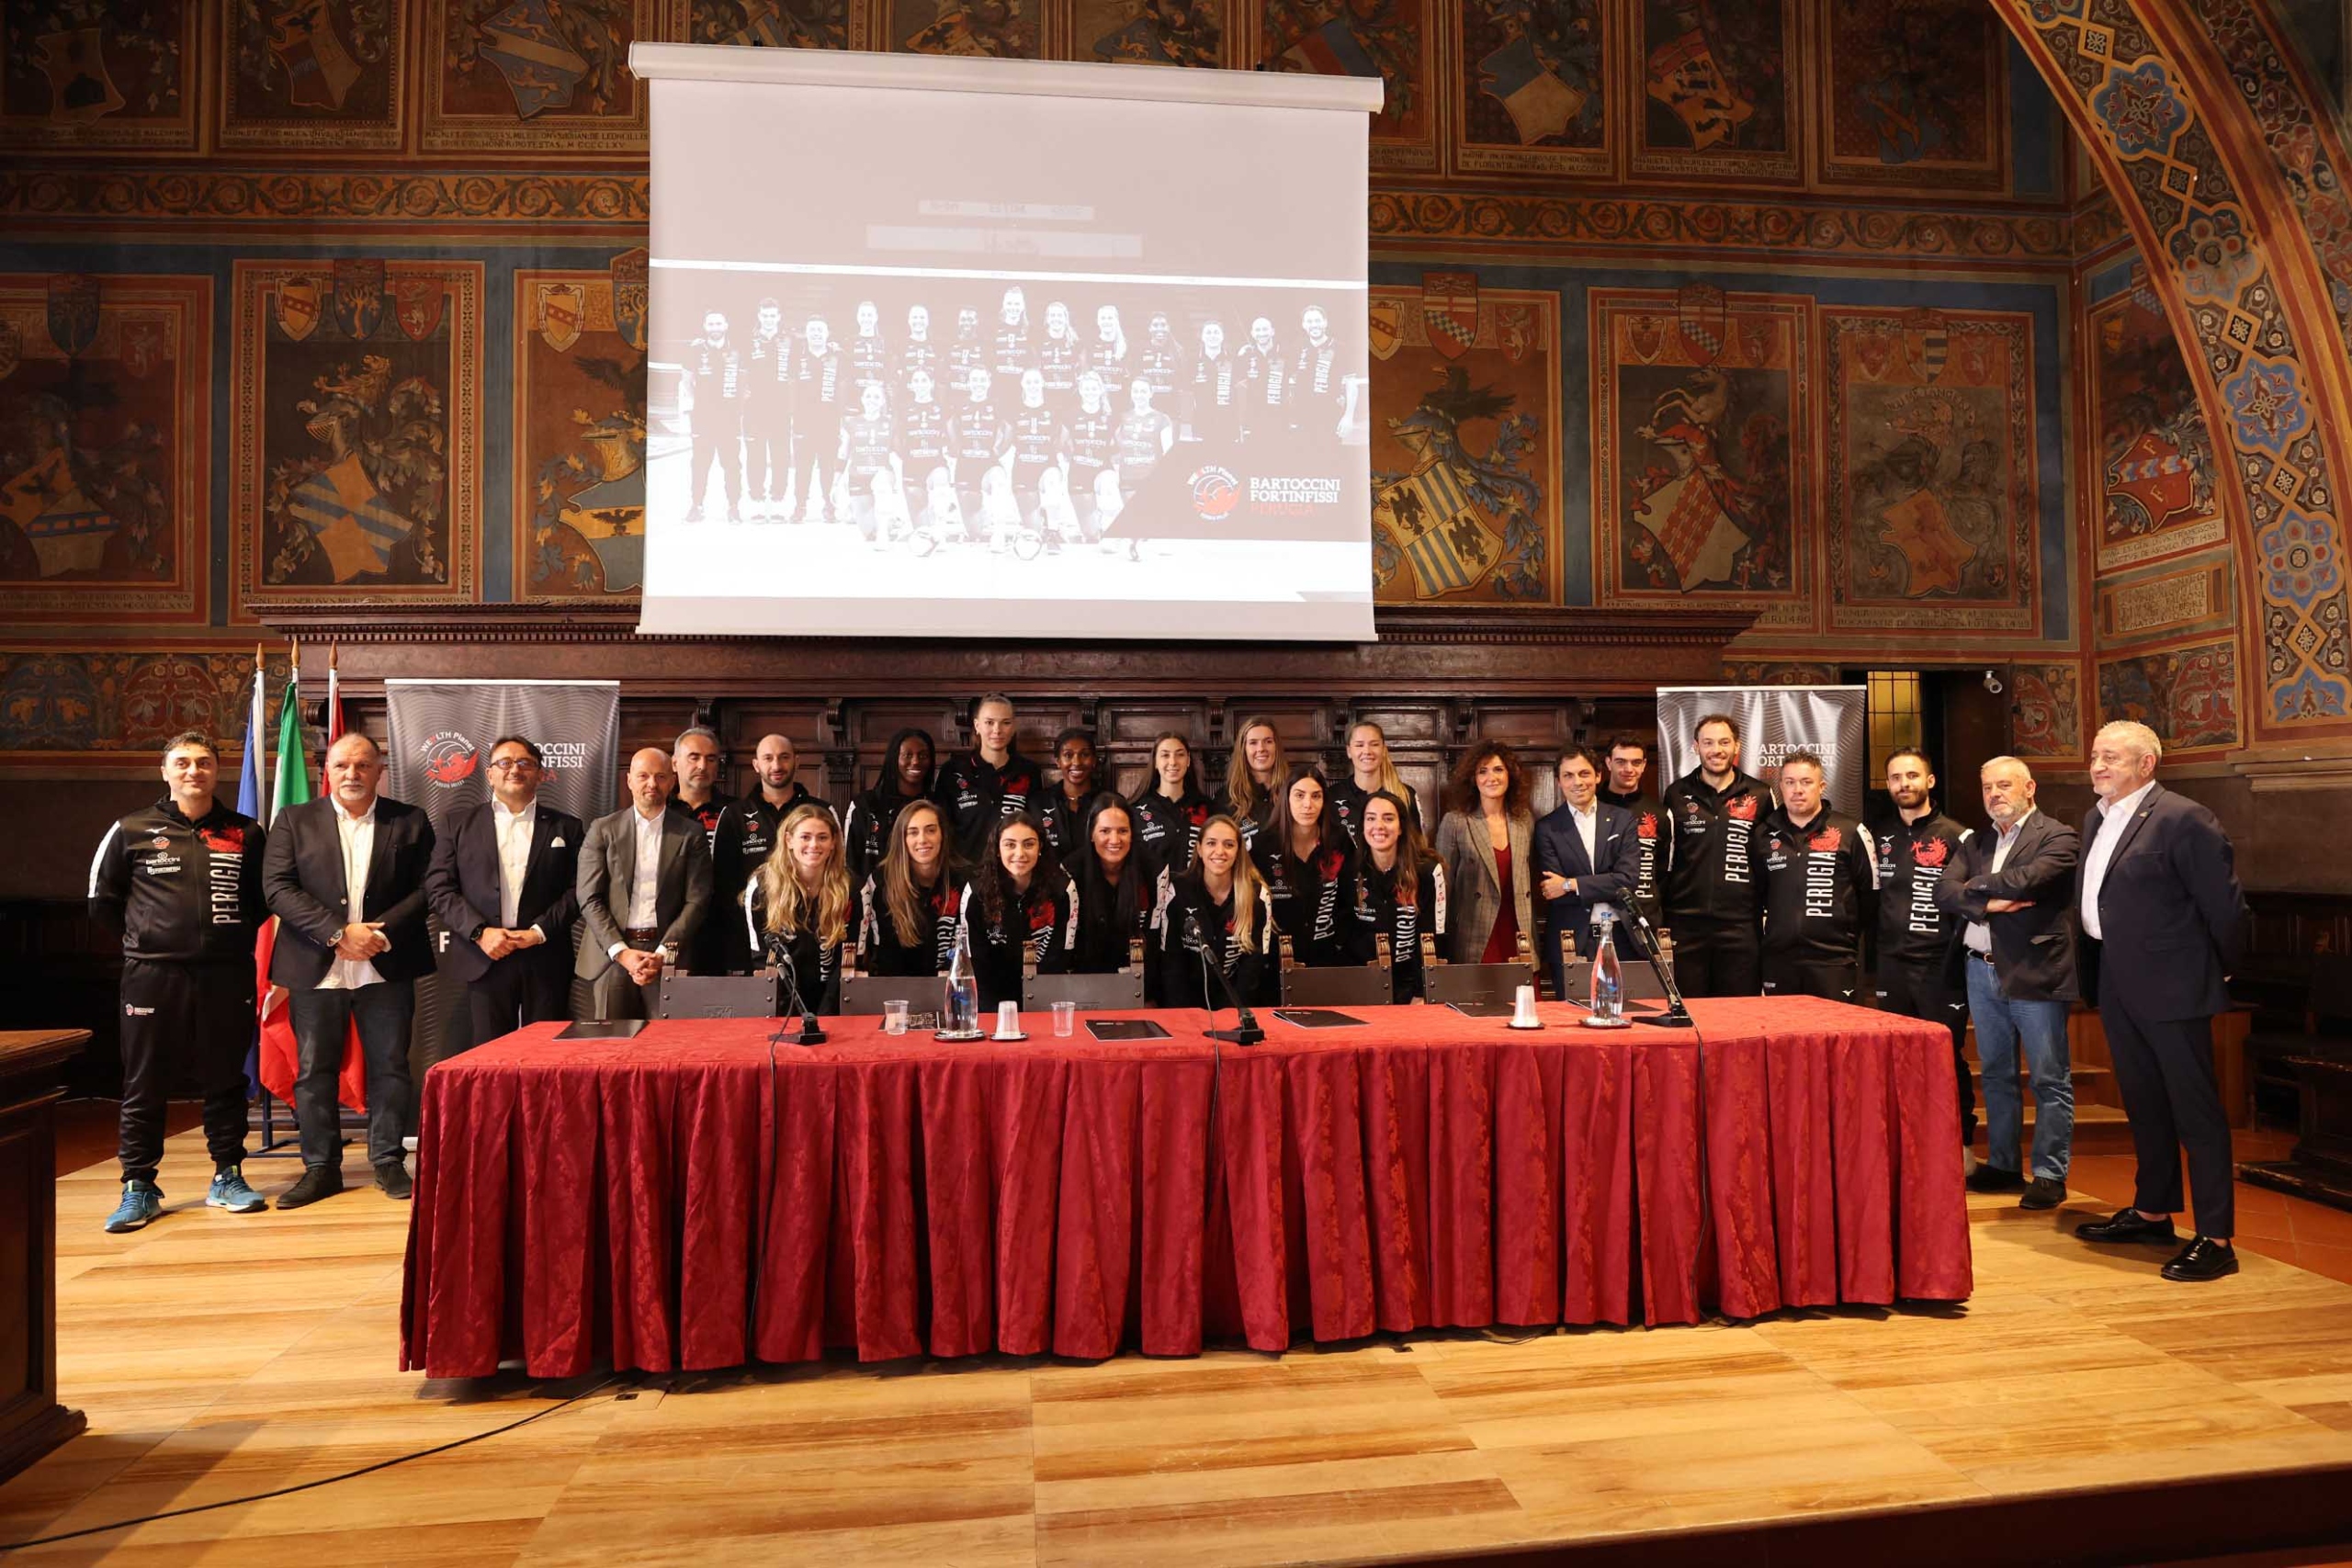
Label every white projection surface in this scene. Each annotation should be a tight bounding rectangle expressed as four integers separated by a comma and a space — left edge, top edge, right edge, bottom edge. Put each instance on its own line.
629, 43, 1381, 639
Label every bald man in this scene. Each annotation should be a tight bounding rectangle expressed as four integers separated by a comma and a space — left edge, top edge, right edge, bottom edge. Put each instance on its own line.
577, 748, 713, 1020
263, 731, 437, 1207
707, 731, 825, 973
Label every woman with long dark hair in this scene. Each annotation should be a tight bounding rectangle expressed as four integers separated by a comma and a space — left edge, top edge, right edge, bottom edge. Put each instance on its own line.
1434, 739, 1533, 966
956, 809, 1076, 1011
855, 798, 961, 977
1154, 814, 1274, 1010
1355, 789, 1445, 1001
1216, 716, 1287, 851
1128, 731, 1215, 881
746, 802, 854, 1014
1251, 767, 1360, 968
842, 727, 936, 886
1065, 794, 1156, 993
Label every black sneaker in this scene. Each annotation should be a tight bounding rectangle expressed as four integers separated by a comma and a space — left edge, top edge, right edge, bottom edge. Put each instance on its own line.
2018, 1176, 2067, 1211
1965, 1163, 2024, 1193
374, 1160, 413, 1201
277, 1165, 344, 1210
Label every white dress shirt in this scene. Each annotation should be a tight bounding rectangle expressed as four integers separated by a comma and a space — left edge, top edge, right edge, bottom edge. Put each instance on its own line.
1567, 801, 1599, 878
492, 797, 538, 933
2078, 780, 2157, 941
626, 807, 663, 931
1964, 807, 2035, 955
320, 796, 386, 990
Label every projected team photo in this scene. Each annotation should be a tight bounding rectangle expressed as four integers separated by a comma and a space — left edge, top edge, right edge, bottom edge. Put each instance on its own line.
651, 278, 1368, 563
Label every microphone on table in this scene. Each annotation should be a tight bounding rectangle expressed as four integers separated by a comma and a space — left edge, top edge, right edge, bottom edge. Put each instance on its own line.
1182, 910, 1262, 1046
1620, 909, 1694, 1029
764, 931, 827, 1046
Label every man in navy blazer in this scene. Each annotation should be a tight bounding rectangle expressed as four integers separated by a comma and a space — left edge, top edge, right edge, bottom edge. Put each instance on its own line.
2071, 720, 2250, 1282
424, 736, 584, 1051
1533, 744, 1641, 999
262, 732, 436, 1206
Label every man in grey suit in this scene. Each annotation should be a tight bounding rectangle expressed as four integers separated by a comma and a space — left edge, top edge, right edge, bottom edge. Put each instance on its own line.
576, 748, 714, 1020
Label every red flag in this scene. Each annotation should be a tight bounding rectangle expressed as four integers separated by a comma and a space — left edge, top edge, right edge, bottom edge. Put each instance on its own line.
320, 639, 345, 792
254, 919, 367, 1111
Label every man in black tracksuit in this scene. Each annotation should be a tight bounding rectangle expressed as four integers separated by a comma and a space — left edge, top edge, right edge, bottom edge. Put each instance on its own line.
1758, 750, 1879, 1001
1600, 733, 1666, 927
707, 731, 823, 973
933, 694, 1043, 863
1660, 712, 1770, 996
86, 730, 271, 1231
1871, 748, 1975, 1147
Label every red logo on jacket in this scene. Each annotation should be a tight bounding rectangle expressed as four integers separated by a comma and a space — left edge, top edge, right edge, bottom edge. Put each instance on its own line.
1912, 836, 1950, 869
1636, 811, 1658, 840
1725, 795, 1759, 821
198, 825, 245, 853
1808, 826, 1842, 852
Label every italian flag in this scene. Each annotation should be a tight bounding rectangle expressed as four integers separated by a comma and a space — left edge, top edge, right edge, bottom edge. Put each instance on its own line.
255, 660, 367, 1111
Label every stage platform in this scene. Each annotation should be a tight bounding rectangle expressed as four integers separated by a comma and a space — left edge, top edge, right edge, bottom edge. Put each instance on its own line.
6, 1125, 2352, 1565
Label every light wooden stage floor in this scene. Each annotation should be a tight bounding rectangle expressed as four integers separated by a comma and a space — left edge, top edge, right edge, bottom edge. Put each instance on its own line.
8, 1125, 2352, 1566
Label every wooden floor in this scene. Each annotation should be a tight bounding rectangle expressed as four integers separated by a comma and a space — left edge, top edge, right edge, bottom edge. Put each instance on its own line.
9, 1122, 2352, 1566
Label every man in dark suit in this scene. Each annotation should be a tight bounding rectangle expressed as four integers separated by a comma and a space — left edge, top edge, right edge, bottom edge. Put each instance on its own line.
1533, 744, 1640, 1000
262, 731, 437, 1207
1936, 757, 2079, 1212
425, 735, 583, 1051
2072, 720, 2250, 1282
577, 747, 713, 1020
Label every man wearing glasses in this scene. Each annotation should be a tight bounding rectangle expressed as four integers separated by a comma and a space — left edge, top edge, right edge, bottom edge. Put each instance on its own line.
425, 736, 585, 1050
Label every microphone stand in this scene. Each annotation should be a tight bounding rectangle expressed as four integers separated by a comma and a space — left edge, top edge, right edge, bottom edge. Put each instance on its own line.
1622, 912, 1695, 1029
1185, 912, 1262, 1046
765, 936, 828, 1046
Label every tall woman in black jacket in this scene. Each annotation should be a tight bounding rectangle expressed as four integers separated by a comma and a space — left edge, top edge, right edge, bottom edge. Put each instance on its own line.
1355, 789, 1446, 1001
842, 727, 936, 887
1216, 715, 1287, 852
1252, 767, 1361, 968
1065, 794, 1156, 991
1154, 814, 1275, 1010
1129, 731, 1214, 881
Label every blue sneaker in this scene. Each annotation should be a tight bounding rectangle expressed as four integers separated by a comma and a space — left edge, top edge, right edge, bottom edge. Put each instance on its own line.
208, 1166, 267, 1213
104, 1179, 163, 1234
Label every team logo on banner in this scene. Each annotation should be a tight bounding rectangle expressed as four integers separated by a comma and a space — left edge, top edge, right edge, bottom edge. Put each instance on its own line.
1421, 272, 1479, 361
1367, 299, 1403, 361
421, 730, 479, 786
1189, 466, 1238, 522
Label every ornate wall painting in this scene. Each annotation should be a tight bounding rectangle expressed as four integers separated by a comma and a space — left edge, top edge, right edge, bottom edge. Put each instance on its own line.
220, 0, 405, 151
1591, 287, 1813, 630
1070, 0, 1226, 65
423, 0, 651, 153
674, 0, 851, 51
1822, 306, 2041, 636
1364, 278, 1561, 606
884, 0, 1044, 57
1453, 0, 1610, 177
2096, 554, 2234, 646
0, 649, 290, 760
1259, 0, 1436, 170
231, 260, 482, 622
2096, 637, 2242, 751
0, 0, 198, 150
1814, 0, 2005, 193
514, 261, 648, 599
0, 274, 209, 624
2086, 269, 2225, 572
2007, 660, 2085, 758
1632, 0, 1797, 183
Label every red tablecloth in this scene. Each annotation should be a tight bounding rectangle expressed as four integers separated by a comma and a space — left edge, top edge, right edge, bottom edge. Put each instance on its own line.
400, 998, 1970, 1378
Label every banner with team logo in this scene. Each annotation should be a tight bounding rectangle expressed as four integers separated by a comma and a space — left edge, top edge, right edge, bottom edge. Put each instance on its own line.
385, 680, 620, 1055
1656, 684, 1869, 812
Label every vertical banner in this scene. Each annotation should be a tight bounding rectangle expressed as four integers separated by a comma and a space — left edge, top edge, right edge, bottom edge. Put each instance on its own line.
1657, 685, 1870, 811
385, 680, 621, 1058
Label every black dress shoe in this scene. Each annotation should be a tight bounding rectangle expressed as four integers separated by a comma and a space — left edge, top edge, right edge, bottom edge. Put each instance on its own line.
1965, 1164, 2024, 1193
277, 1166, 344, 1210
2018, 1176, 2067, 1210
2076, 1208, 2177, 1244
2162, 1236, 2239, 1282
374, 1161, 413, 1201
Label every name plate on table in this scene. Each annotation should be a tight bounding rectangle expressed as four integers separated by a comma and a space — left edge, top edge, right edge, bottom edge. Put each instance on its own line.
657, 973, 779, 1020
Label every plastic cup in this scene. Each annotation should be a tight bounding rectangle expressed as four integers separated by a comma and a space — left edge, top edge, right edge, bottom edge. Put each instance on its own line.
883, 999, 910, 1035
1051, 1000, 1077, 1037
997, 1000, 1021, 1038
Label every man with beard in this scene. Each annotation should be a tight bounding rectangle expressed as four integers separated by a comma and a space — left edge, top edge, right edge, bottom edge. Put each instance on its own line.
1237, 315, 1285, 443
1289, 304, 1348, 442
681, 308, 745, 524
790, 316, 846, 524
1184, 319, 1239, 446
1757, 750, 1878, 1002
745, 297, 797, 522
670, 725, 734, 845
1871, 748, 1976, 1168
1660, 712, 1769, 996
1599, 733, 1666, 926
1039, 728, 1101, 862
707, 732, 825, 973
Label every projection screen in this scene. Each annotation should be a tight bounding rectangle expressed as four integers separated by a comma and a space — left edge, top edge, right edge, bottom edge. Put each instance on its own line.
628, 44, 1383, 640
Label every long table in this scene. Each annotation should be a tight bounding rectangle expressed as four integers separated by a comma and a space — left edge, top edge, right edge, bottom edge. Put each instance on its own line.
400, 998, 1970, 1379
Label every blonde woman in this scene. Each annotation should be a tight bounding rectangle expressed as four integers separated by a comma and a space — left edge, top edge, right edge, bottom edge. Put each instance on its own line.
745, 801, 854, 1014
1153, 814, 1274, 1009
1217, 716, 1288, 850
1329, 719, 1419, 842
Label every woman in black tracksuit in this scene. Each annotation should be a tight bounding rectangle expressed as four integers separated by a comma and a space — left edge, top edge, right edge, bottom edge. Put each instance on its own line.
842, 727, 936, 887
1154, 814, 1276, 1010
956, 810, 1076, 1012
1128, 730, 1215, 882
1251, 767, 1361, 969
1353, 788, 1445, 1001
743, 802, 856, 1015
854, 798, 962, 977
1064, 795, 1158, 997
